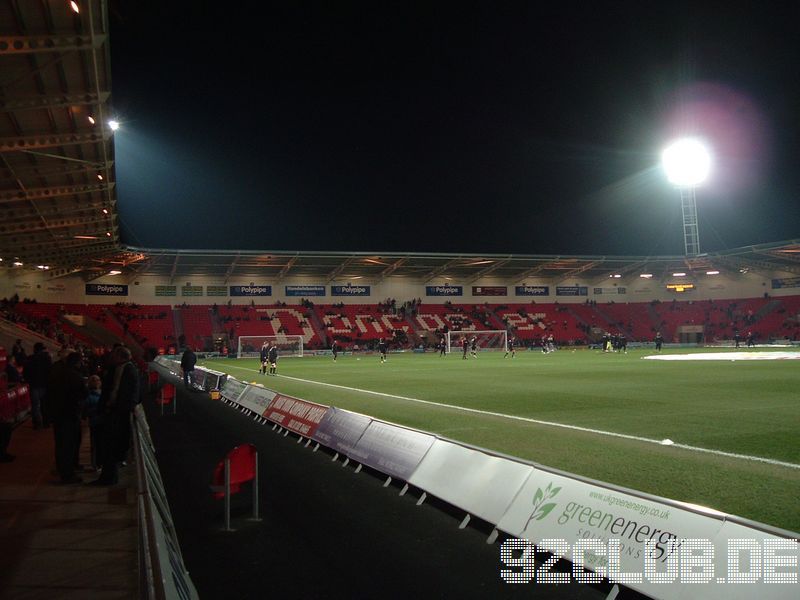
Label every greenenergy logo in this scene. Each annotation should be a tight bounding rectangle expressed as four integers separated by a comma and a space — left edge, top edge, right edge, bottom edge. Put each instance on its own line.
525, 482, 561, 529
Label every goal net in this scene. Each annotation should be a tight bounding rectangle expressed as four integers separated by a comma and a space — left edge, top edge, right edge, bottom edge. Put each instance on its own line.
445, 330, 508, 354
236, 335, 304, 358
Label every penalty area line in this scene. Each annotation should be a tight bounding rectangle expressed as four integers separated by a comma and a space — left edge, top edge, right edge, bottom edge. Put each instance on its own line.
202, 362, 800, 470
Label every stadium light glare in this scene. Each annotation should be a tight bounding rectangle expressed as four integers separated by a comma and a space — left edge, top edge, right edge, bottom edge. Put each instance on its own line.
672, 272, 687, 277
639, 273, 653, 278
108, 120, 120, 131
70, 1, 80, 14
662, 138, 711, 187
108, 270, 122, 276
706, 270, 720, 275
87, 115, 95, 125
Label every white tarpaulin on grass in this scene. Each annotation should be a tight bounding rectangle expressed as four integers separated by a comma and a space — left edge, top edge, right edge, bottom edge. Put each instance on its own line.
642, 352, 800, 361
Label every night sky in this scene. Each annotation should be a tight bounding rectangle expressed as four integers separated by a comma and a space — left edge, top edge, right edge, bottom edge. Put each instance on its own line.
109, 2, 800, 256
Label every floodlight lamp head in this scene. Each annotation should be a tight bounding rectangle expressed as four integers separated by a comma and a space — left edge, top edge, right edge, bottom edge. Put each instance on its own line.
662, 138, 711, 187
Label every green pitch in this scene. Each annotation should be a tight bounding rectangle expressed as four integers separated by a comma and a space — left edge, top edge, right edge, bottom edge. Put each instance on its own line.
198, 348, 800, 533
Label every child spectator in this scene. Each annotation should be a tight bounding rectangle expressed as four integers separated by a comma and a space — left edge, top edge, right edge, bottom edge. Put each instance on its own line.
84, 375, 103, 471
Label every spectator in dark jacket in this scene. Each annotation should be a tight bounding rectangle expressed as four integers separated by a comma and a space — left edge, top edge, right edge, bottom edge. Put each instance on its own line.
47, 352, 86, 484
180, 347, 197, 389
24, 342, 51, 429
91, 346, 139, 486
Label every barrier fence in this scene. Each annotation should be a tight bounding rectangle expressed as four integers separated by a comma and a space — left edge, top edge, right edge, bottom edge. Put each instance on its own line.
132, 404, 199, 600
150, 357, 799, 599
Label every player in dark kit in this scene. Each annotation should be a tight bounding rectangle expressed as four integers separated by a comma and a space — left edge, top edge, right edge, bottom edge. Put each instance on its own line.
654, 332, 663, 352
331, 339, 339, 361
259, 342, 269, 374
504, 336, 515, 358
378, 338, 387, 363
470, 336, 478, 358
268, 343, 278, 375
439, 336, 446, 357
461, 336, 468, 359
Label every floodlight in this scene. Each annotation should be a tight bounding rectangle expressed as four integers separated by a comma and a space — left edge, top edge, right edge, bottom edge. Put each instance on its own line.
706, 270, 720, 275
108, 120, 120, 131
672, 272, 686, 277
662, 138, 711, 187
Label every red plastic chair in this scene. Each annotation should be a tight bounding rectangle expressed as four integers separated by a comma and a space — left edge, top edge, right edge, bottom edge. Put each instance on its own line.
210, 444, 258, 499
158, 383, 176, 415
159, 383, 175, 404
209, 444, 260, 531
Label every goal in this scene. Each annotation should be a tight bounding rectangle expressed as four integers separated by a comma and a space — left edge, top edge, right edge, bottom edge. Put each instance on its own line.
445, 330, 508, 354
236, 335, 304, 358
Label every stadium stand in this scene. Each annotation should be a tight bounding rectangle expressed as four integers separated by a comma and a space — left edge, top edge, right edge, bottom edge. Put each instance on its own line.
315, 304, 413, 346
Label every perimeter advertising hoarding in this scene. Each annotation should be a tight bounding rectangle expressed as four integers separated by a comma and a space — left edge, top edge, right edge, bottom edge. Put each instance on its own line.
263, 394, 328, 437
496, 469, 726, 600
426, 285, 463, 296
331, 285, 371, 296
348, 420, 436, 481
556, 286, 588, 296
230, 285, 272, 296
312, 408, 372, 455
86, 283, 128, 296
516, 285, 549, 296
472, 286, 507, 297
285, 285, 325, 297
593, 287, 626, 295
772, 277, 800, 289
408, 439, 535, 525
236, 385, 276, 416
220, 377, 247, 403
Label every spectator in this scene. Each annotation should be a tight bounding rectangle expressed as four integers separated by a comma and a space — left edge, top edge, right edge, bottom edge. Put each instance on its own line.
181, 346, 197, 389
84, 375, 103, 471
47, 352, 86, 484
24, 342, 52, 429
91, 346, 139, 486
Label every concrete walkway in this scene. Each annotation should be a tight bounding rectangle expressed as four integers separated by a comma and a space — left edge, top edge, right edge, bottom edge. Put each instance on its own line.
0, 421, 138, 600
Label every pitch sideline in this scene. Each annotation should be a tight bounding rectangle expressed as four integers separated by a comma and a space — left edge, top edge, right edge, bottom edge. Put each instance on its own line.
203, 361, 800, 471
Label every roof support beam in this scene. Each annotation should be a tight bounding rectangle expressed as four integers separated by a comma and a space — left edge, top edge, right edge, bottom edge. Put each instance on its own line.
423, 258, 463, 282
0, 91, 109, 112
465, 258, 511, 284
278, 255, 299, 279
0, 182, 111, 203
0, 130, 111, 152
326, 257, 357, 282
377, 257, 407, 283
0, 34, 106, 55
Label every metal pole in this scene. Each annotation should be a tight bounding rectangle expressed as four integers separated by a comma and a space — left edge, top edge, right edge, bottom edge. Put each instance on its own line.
224, 458, 231, 531
252, 452, 259, 520
680, 186, 700, 256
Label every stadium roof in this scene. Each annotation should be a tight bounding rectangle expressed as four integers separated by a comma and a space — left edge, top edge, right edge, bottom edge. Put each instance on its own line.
0, 0, 119, 275
2, 2, 799, 286
73, 240, 800, 284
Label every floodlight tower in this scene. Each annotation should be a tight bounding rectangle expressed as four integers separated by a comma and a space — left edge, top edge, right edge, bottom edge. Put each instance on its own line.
662, 138, 711, 257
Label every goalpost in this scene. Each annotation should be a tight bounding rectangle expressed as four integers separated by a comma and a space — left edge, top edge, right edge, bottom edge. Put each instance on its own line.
236, 335, 304, 358
445, 330, 508, 354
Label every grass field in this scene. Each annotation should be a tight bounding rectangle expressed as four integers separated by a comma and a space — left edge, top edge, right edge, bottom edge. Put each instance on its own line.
197, 347, 800, 533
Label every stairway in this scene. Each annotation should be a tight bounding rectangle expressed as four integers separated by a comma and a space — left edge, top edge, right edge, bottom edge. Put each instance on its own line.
591, 305, 634, 339
754, 299, 782, 323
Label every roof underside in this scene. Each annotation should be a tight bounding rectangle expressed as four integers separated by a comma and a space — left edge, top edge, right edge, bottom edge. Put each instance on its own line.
1, 2, 799, 285
0, 0, 119, 276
